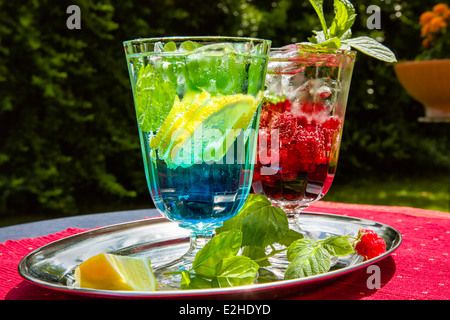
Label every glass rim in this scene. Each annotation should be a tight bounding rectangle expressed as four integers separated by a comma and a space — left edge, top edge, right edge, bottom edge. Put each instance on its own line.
123, 36, 272, 57
270, 44, 357, 61
123, 36, 271, 46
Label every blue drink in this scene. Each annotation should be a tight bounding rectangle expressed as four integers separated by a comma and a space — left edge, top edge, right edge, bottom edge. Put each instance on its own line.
141, 115, 258, 232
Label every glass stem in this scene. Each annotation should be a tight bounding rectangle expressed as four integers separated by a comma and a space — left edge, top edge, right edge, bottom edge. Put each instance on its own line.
283, 204, 309, 235
184, 231, 214, 260
153, 230, 214, 290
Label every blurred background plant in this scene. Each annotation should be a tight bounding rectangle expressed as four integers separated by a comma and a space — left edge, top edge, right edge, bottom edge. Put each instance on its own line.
418, 3, 450, 60
0, 0, 448, 226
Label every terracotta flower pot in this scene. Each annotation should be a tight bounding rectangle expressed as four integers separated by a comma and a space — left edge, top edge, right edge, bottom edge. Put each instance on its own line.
394, 59, 450, 120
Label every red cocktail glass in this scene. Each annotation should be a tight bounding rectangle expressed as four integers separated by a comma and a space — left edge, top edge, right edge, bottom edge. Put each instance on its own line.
253, 45, 356, 231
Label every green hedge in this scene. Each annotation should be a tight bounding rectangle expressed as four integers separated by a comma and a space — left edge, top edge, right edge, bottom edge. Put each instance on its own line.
0, 0, 448, 217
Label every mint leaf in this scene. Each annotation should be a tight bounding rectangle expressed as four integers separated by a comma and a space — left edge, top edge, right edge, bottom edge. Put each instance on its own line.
286, 238, 320, 262
192, 230, 242, 278
342, 36, 397, 63
322, 235, 354, 256
134, 63, 176, 132
307, 30, 325, 44
277, 229, 304, 247
163, 41, 177, 52
180, 271, 212, 290
214, 256, 259, 287
307, 31, 342, 49
319, 36, 342, 49
216, 194, 270, 234
285, 234, 355, 279
329, 0, 356, 39
301, 0, 397, 63
179, 40, 201, 51
242, 246, 271, 267
308, 0, 328, 39
241, 205, 289, 247
216, 194, 289, 248
284, 245, 331, 279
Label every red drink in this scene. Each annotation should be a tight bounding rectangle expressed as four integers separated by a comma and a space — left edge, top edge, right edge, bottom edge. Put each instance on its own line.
253, 99, 343, 212
252, 45, 355, 216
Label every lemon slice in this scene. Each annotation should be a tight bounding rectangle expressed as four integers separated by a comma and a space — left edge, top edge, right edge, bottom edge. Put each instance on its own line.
74, 253, 157, 291
168, 93, 261, 166
150, 91, 211, 151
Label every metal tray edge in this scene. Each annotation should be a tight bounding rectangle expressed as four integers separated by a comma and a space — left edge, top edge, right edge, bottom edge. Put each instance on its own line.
17, 212, 402, 299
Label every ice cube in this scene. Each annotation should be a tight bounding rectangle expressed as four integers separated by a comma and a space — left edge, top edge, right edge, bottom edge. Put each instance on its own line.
191, 43, 235, 56
185, 44, 246, 95
153, 41, 165, 53
264, 72, 283, 97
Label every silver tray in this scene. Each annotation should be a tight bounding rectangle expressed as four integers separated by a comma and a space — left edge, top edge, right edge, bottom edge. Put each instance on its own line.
18, 212, 402, 299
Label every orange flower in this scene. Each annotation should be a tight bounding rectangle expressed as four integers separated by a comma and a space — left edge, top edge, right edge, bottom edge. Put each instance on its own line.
421, 23, 431, 37
432, 3, 449, 16
419, 4, 449, 53
422, 37, 432, 49
429, 16, 447, 33
420, 11, 435, 25
443, 8, 450, 21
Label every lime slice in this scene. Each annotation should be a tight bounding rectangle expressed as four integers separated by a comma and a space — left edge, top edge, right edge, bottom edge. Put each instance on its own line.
74, 253, 157, 291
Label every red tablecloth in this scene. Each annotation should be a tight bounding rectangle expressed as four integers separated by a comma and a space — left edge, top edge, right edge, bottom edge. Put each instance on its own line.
1, 202, 449, 300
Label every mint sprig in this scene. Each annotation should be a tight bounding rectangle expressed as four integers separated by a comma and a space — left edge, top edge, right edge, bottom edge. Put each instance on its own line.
284, 236, 354, 280
301, 0, 397, 63
285, 242, 332, 279
180, 229, 260, 289
216, 194, 297, 248
180, 195, 302, 289
179, 194, 358, 289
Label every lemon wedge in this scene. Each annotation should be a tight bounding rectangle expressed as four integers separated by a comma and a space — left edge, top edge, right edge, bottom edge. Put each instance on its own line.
74, 253, 157, 291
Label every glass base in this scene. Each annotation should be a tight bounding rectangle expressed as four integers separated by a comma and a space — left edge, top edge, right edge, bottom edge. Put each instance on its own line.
153, 232, 213, 290
153, 258, 192, 291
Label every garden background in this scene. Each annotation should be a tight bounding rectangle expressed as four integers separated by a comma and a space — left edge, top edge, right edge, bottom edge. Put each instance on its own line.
0, 0, 448, 226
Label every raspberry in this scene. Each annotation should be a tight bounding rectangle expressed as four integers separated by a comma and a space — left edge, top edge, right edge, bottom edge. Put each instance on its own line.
294, 126, 325, 172
299, 101, 325, 115
296, 115, 308, 127
323, 117, 341, 130
255, 98, 345, 203
258, 99, 343, 173
354, 229, 386, 261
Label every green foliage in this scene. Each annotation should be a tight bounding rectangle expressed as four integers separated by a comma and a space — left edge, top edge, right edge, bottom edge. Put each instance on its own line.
180, 229, 260, 289
0, 0, 448, 218
216, 194, 294, 248
0, 0, 140, 214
